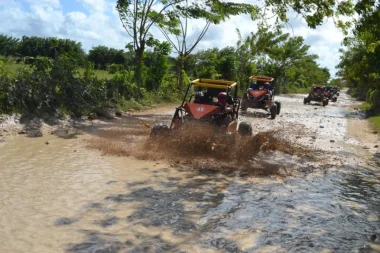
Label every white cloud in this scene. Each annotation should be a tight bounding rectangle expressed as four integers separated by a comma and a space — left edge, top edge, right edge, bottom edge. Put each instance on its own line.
0, 0, 348, 76
77, 0, 106, 13
24, 0, 61, 8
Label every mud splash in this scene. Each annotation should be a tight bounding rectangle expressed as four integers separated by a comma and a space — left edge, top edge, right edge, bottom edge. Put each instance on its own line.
86, 124, 318, 176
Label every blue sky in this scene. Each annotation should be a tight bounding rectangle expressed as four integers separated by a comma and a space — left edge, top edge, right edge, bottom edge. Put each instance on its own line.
0, 0, 346, 76
61, 0, 87, 13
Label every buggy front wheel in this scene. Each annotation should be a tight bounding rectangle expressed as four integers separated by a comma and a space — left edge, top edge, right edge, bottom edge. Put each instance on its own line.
150, 123, 170, 138
238, 121, 252, 136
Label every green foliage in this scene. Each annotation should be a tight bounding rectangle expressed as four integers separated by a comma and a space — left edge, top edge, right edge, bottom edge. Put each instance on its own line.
369, 115, 380, 132
337, 3, 380, 109
0, 35, 20, 56
144, 41, 172, 91
88, 46, 131, 70
19, 36, 86, 62
0, 54, 128, 116
108, 64, 125, 74
360, 102, 372, 111
281, 85, 310, 94
117, 0, 347, 89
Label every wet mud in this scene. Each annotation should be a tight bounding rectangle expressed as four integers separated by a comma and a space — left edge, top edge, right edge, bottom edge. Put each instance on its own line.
86, 115, 323, 175
0, 90, 380, 253
86, 124, 320, 176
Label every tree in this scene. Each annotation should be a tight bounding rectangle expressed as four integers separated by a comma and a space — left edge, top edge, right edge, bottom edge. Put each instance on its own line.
18, 36, 85, 62
116, 0, 182, 88
144, 41, 172, 91
0, 35, 20, 57
156, 0, 257, 88
117, 0, 355, 89
337, 2, 380, 106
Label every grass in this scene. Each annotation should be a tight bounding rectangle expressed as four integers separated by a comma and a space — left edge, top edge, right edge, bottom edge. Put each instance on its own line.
369, 115, 380, 132
358, 102, 380, 133
360, 102, 373, 111
282, 86, 310, 94
2, 61, 29, 77
77, 68, 114, 80
1, 61, 114, 80
117, 95, 180, 112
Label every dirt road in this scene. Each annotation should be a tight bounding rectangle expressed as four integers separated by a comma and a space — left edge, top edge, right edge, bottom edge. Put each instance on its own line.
0, 90, 379, 253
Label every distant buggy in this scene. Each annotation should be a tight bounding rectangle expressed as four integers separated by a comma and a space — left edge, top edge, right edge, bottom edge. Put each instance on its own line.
304, 84, 329, 106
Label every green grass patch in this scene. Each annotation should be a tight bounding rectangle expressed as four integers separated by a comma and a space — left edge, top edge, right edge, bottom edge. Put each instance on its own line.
282, 86, 310, 94
117, 92, 181, 112
1, 61, 114, 80
77, 68, 114, 80
360, 102, 373, 111
369, 115, 380, 132
2, 62, 29, 77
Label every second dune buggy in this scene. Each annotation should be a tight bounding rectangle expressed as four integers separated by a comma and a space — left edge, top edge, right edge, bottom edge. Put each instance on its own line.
240, 76, 281, 119
304, 84, 329, 106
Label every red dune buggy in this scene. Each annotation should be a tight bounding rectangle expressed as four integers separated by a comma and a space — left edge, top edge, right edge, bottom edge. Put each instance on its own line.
324, 86, 338, 102
151, 79, 252, 137
240, 76, 281, 119
333, 87, 340, 96
304, 84, 329, 106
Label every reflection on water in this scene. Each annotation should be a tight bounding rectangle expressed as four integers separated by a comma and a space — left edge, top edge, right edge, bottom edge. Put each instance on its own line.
0, 135, 379, 253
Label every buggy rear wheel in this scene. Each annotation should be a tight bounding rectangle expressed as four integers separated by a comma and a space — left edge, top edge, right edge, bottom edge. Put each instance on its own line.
238, 121, 252, 136
270, 104, 277, 119
322, 100, 327, 107
304, 97, 308, 104
275, 101, 281, 114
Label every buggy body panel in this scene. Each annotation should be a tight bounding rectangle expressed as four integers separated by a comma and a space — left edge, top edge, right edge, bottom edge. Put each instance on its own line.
184, 102, 222, 119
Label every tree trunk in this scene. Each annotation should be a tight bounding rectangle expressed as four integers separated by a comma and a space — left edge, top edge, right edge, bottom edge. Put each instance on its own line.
135, 47, 145, 89
178, 54, 186, 90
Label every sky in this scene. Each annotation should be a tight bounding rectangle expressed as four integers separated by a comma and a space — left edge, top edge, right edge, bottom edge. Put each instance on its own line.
0, 0, 347, 76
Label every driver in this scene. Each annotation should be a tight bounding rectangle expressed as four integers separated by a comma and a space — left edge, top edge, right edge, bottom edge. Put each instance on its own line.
263, 82, 270, 91
217, 92, 228, 106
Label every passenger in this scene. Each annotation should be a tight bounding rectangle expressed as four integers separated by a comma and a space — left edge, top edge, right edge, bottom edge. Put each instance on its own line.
249, 81, 258, 90
194, 91, 204, 104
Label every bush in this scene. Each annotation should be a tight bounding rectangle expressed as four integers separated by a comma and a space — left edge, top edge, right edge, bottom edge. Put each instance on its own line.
360, 102, 373, 111
0, 54, 180, 116
369, 115, 380, 131
108, 63, 124, 74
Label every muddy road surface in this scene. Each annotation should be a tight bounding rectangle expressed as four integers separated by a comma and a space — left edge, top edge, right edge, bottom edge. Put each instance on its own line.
0, 90, 379, 253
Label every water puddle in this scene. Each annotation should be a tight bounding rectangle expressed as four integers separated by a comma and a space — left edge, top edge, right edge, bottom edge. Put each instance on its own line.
0, 93, 379, 252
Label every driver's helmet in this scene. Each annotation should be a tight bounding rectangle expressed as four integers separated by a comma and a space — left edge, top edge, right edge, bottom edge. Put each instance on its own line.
217, 92, 228, 105
264, 82, 270, 90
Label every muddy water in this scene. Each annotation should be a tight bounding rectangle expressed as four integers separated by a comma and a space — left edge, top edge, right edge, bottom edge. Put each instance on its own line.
0, 92, 380, 253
